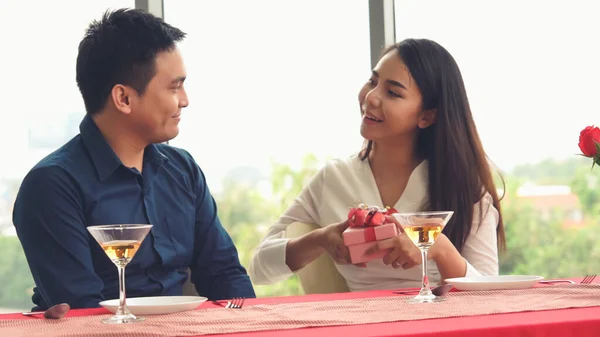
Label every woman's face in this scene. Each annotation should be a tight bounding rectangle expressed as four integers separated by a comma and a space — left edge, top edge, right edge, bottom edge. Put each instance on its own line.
358, 50, 435, 143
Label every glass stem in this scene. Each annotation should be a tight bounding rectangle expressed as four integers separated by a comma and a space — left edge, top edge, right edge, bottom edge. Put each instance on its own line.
116, 263, 128, 315
420, 248, 431, 293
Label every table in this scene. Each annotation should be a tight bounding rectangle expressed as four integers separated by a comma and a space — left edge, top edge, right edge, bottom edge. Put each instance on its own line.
2, 279, 599, 337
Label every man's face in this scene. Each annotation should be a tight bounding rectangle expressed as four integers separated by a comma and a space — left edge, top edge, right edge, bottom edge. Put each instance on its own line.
129, 47, 189, 144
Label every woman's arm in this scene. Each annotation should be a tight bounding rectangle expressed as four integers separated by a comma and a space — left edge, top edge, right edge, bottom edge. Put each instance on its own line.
286, 220, 354, 271
430, 193, 500, 280
429, 234, 467, 280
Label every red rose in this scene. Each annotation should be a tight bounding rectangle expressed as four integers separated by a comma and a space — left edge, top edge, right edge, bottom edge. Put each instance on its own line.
578, 125, 600, 157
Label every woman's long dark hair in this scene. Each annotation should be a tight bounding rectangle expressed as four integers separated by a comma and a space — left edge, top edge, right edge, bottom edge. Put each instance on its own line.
360, 39, 505, 252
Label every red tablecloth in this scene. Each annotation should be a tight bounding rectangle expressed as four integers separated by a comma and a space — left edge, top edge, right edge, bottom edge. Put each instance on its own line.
2, 279, 599, 337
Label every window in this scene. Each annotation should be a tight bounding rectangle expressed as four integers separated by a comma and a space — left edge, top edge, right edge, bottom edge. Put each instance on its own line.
165, 0, 370, 192
394, 0, 600, 168
164, 0, 371, 295
395, 0, 600, 278
0, 0, 134, 312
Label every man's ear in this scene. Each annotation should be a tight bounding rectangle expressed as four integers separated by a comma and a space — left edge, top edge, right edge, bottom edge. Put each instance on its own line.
110, 84, 134, 115
418, 108, 437, 129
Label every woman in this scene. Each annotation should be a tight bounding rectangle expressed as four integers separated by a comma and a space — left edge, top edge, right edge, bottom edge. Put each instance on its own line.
249, 38, 505, 291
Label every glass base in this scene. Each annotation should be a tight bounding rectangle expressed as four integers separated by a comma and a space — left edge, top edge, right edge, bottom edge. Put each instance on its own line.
102, 313, 145, 324
407, 291, 445, 303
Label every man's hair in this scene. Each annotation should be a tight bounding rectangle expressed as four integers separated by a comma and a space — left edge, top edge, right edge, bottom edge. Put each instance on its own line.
76, 8, 186, 115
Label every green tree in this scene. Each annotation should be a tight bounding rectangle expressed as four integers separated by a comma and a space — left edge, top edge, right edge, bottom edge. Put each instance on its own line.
0, 236, 35, 310
498, 176, 532, 274
216, 179, 269, 267
499, 168, 600, 278
511, 157, 588, 185
570, 166, 600, 217
215, 154, 323, 297
270, 154, 321, 214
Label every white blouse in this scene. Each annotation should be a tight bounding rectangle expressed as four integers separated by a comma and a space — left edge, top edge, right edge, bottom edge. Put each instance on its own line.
249, 154, 500, 291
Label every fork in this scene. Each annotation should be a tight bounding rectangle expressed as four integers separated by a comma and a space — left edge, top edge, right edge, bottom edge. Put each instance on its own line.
581, 274, 596, 284
226, 297, 245, 309
539, 279, 576, 285
540, 274, 597, 285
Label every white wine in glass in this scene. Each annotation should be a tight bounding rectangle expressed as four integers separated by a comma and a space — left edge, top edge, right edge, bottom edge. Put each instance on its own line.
392, 211, 454, 303
102, 240, 142, 261
87, 224, 152, 324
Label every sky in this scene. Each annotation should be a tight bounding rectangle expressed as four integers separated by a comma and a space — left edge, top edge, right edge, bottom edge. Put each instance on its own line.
1, 0, 599, 192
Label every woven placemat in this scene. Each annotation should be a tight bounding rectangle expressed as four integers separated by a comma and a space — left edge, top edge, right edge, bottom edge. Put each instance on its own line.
2, 284, 599, 337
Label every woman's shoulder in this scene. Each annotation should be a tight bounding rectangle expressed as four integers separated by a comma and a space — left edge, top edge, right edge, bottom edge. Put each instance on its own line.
476, 189, 498, 206
472, 190, 500, 224
321, 153, 365, 176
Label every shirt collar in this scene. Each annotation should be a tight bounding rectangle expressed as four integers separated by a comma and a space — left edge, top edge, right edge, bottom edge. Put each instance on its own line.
79, 115, 168, 181
355, 154, 429, 211
145, 142, 169, 167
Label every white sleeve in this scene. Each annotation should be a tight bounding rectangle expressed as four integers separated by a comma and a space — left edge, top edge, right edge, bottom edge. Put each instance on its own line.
462, 193, 500, 277
248, 166, 325, 285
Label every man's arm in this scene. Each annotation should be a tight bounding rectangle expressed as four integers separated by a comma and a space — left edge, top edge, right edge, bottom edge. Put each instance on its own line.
13, 166, 105, 310
189, 167, 256, 300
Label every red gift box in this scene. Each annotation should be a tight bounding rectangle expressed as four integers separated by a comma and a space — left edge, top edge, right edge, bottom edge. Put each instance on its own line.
343, 204, 399, 264
343, 223, 399, 246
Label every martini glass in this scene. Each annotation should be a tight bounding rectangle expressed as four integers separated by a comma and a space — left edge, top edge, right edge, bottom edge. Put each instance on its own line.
87, 224, 152, 324
392, 211, 454, 303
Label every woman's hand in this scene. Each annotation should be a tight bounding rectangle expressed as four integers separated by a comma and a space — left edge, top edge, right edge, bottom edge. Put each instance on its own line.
318, 220, 366, 267
364, 216, 422, 269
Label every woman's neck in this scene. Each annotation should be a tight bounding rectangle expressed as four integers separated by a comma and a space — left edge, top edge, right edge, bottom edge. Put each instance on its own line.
368, 139, 421, 176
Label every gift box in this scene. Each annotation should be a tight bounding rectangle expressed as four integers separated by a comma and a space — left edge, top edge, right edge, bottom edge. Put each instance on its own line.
347, 241, 389, 264
343, 204, 399, 264
343, 223, 399, 264
343, 222, 398, 246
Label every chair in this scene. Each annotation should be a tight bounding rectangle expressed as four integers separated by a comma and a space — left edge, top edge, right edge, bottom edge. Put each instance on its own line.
285, 222, 349, 294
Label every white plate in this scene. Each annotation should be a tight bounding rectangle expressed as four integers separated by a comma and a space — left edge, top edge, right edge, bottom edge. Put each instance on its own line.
445, 275, 545, 291
100, 296, 207, 315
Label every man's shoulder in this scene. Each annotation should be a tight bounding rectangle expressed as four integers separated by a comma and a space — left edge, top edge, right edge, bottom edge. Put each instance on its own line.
16, 137, 86, 208
154, 144, 206, 186
26, 136, 85, 182
155, 143, 193, 160
155, 143, 198, 169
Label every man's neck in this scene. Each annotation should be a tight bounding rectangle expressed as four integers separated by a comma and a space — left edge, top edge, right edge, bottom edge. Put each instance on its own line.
92, 112, 146, 172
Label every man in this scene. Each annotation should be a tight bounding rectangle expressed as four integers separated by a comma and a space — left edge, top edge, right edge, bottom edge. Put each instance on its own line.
13, 8, 255, 311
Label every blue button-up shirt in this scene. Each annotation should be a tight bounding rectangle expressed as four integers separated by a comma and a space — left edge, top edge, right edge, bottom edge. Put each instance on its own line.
13, 115, 255, 310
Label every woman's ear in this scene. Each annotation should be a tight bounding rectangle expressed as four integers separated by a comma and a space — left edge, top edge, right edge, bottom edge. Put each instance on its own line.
418, 108, 437, 129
